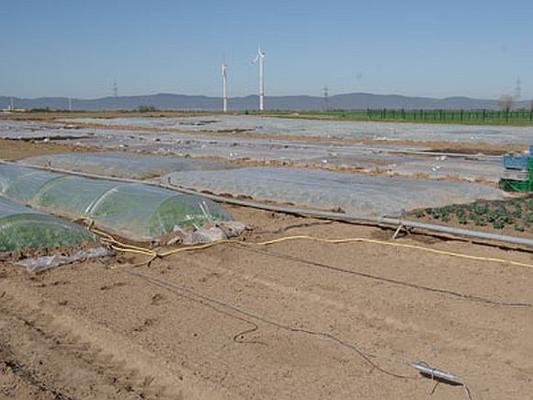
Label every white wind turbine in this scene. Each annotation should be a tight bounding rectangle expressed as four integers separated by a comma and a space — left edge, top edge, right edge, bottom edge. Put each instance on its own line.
221, 63, 228, 113
252, 47, 265, 111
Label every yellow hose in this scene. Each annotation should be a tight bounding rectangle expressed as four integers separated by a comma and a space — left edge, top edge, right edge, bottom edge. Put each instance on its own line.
156, 235, 533, 270
250, 235, 533, 270
75, 218, 157, 264
77, 216, 533, 271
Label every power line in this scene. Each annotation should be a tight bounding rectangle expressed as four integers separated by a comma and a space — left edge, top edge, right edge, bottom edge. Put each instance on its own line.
515, 77, 521, 100
322, 86, 329, 111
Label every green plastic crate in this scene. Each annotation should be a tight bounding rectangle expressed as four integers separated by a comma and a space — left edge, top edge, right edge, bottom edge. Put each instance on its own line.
499, 178, 531, 192
529, 159, 533, 190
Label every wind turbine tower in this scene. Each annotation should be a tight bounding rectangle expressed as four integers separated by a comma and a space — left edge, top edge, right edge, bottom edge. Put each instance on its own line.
113, 80, 118, 97
253, 47, 265, 111
222, 63, 228, 113
68, 96, 72, 111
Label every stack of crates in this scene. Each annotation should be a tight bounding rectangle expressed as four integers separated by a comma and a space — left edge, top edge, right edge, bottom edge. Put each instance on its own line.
499, 146, 532, 192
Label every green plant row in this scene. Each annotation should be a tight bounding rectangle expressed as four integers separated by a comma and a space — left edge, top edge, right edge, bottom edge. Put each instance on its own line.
0, 214, 94, 252
414, 197, 533, 232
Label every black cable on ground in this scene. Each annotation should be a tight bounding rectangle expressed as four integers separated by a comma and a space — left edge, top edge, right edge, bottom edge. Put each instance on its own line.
126, 269, 418, 381
235, 245, 533, 308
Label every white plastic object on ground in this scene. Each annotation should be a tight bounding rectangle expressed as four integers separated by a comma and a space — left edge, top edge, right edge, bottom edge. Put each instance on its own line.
15, 246, 112, 273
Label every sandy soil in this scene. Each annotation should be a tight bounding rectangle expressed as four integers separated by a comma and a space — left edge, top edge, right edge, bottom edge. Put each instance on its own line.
0, 293, 156, 400
1, 206, 533, 399
0, 139, 102, 161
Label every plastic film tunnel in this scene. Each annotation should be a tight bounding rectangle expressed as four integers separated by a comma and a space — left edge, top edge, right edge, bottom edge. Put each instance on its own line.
0, 164, 234, 241
0, 196, 94, 252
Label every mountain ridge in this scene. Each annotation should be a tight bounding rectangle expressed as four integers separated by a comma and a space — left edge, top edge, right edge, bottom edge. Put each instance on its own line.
1, 92, 529, 111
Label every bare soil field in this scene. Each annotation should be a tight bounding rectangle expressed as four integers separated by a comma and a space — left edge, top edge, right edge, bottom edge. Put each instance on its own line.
1, 205, 533, 399
1, 117, 533, 399
0, 138, 102, 161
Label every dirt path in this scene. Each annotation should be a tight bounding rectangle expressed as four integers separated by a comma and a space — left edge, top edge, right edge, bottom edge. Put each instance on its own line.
1, 207, 533, 399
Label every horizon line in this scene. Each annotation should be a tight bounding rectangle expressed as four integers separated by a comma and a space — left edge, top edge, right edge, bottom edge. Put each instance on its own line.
0, 92, 527, 102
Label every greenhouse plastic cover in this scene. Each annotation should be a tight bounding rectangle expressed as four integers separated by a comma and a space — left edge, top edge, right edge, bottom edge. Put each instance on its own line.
161, 167, 504, 217
23, 152, 230, 180
0, 163, 233, 241
0, 120, 505, 182
0, 120, 94, 140
67, 115, 533, 145
0, 196, 94, 252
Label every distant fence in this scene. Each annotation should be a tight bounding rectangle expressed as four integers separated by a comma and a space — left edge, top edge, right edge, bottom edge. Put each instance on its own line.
365, 109, 533, 123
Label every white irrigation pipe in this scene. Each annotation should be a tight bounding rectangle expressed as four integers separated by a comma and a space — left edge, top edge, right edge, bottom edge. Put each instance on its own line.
4, 160, 533, 249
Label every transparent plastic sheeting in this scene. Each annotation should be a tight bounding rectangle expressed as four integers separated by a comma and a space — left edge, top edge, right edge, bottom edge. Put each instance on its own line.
23, 152, 230, 180
0, 120, 504, 183
67, 115, 533, 145
0, 120, 94, 140
16, 247, 111, 273
162, 167, 503, 217
0, 196, 94, 252
0, 164, 232, 241
392, 157, 502, 182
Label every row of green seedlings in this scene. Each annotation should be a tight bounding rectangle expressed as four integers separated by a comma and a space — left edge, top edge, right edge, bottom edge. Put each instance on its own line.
415, 199, 533, 232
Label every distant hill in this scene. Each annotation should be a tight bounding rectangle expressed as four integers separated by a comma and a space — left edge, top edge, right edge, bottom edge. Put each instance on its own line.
0, 92, 529, 111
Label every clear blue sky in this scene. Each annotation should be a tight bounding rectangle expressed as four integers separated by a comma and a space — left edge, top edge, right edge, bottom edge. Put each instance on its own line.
1, 0, 532, 99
